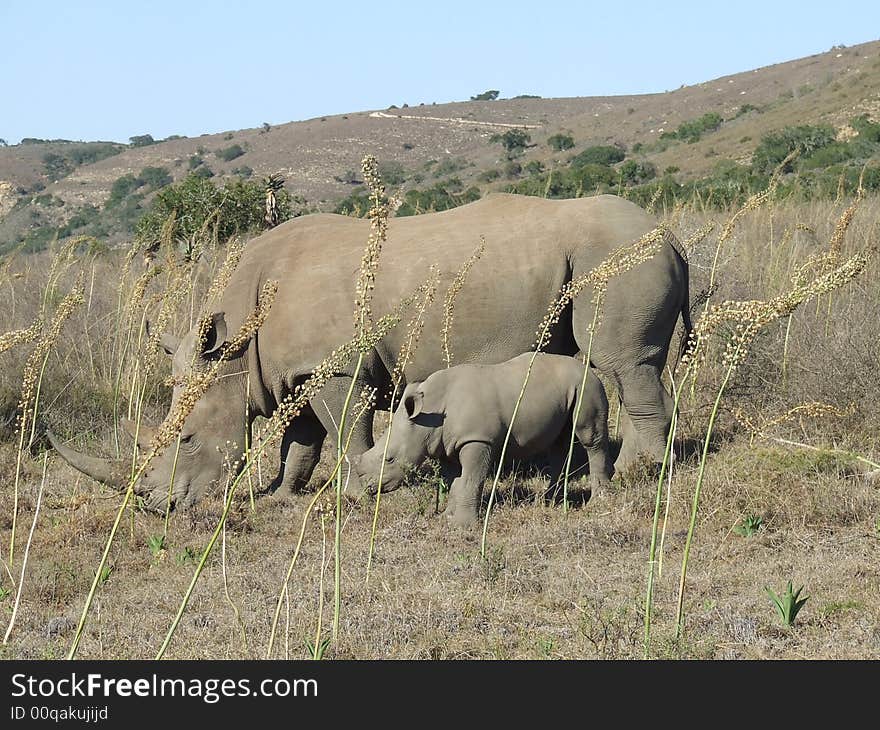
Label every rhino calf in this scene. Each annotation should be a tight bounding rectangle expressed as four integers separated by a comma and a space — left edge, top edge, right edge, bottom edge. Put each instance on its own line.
355, 353, 612, 527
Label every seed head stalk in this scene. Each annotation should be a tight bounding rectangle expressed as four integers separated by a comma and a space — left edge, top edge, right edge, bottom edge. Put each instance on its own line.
366, 270, 439, 584
560, 296, 601, 512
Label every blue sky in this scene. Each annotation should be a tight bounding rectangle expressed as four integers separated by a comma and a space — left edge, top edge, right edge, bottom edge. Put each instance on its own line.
2, 1, 878, 144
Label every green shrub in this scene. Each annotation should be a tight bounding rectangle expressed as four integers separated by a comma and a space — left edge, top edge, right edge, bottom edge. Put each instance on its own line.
433, 157, 469, 177
397, 181, 480, 216
618, 160, 656, 184
68, 143, 123, 166
471, 90, 500, 101
215, 144, 245, 162
490, 129, 531, 158
477, 169, 501, 183
751, 125, 836, 174
138, 166, 172, 189
547, 133, 575, 151
231, 166, 254, 178
504, 161, 522, 179
188, 154, 204, 170
129, 134, 155, 147
192, 166, 214, 179
42, 153, 73, 181
378, 161, 406, 186
135, 173, 292, 245
524, 160, 544, 175
799, 142, 854, 170
106, 174, 143, 208
661, 112, 723, 144
570, 145, 625, 167
334, 189, 371, 216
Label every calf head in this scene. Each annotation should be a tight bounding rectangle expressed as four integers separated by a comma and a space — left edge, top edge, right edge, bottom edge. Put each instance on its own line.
356, 382, 434, 494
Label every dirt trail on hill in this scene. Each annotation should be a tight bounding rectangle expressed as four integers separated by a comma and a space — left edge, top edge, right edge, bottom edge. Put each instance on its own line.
369, 111, 542, 130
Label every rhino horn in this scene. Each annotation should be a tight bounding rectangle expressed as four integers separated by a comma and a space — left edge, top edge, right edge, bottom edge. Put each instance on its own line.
47, 431, 128, 490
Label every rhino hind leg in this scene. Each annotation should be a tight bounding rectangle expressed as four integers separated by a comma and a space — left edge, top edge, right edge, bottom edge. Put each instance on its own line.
269, 415, 327, 495
613, 363, 673, 474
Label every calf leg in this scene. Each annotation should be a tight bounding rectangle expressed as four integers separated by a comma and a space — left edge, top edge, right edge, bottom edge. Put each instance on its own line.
442, 442, 492, 528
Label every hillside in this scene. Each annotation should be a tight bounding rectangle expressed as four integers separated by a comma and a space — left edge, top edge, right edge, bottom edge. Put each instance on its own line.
2, 38, 879, 249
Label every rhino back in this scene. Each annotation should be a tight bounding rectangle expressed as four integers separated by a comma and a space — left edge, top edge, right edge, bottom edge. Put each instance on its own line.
215, 194, 679, 393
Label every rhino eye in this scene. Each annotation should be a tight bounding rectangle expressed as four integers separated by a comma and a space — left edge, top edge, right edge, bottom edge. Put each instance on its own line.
180, 434, 193, 444
385, 455, 395, 464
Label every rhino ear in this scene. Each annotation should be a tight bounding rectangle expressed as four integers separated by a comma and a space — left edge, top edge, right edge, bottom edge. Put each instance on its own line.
145, 319, 179, 356
201, 312, 229, 358
403, 385, 424, 421
160, 332, 181, 356
120, 417, 156, 451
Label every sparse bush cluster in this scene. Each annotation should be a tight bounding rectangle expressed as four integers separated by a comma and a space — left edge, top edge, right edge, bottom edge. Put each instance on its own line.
134, 173, 294, 246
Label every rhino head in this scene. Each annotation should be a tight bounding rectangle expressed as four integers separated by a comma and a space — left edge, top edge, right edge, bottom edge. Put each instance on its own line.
51, 312, 255, 510
355, 382, 434, 494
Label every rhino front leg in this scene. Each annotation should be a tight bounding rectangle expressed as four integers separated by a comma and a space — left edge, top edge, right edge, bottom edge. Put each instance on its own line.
269, 414, 327, 496
312, 375, 376, 494
443, 442, 492, 529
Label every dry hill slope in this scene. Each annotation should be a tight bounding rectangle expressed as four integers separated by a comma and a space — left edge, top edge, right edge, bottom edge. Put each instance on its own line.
1, 38, 878, 245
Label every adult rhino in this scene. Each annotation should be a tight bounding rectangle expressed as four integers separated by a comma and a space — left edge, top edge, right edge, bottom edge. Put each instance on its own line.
51, 193, 691, 509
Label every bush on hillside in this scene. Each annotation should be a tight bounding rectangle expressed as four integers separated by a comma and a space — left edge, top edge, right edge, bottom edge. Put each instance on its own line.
134, 173, 292, 246
570, 145, 625, 167
547, 133, 575, 151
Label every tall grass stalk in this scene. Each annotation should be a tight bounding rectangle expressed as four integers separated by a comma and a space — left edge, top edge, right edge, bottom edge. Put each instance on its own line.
220, 472, 248, 655
3, 453, 47, 644
332, 355, 362, 643
9, 282, 83, 569
673, 252, 867, 638
266, 394, 373, 657
311, 511, 331, 660
365, 270, 439, 584
643, 365, 690, 657
560, 299, 601, 512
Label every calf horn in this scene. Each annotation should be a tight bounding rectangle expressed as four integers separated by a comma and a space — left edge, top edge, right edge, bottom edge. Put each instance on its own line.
47, 431, 128, 490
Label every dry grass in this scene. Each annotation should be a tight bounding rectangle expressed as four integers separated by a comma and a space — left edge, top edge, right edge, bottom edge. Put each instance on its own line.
1, 192, 879, 660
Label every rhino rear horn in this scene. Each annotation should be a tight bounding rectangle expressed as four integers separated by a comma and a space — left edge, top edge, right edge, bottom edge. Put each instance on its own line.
47, 431, 128, 490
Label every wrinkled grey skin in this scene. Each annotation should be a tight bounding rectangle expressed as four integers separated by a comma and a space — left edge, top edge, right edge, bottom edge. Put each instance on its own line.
52, 193, 689, 510
356, 353, 612, 527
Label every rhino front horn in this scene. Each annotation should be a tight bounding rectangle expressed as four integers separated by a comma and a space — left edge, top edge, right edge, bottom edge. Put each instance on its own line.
47, 431, 128, 490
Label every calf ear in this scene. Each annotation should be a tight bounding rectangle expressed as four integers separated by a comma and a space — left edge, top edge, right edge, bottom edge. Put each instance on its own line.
403, 387, 424, 421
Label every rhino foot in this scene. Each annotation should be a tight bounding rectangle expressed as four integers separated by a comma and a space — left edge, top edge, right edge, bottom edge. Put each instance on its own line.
442, 506, 479, 530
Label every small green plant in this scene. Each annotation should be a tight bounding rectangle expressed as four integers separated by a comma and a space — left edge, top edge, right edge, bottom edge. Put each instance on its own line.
175, 546, 198, 566
147, 534, 166, 559
733, 514, 763, 537
547, 133, 575, 151
0, 585, 10, 601
98, 565, 113, 585
304, 637, 332, 660
765, 581, 809, 627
